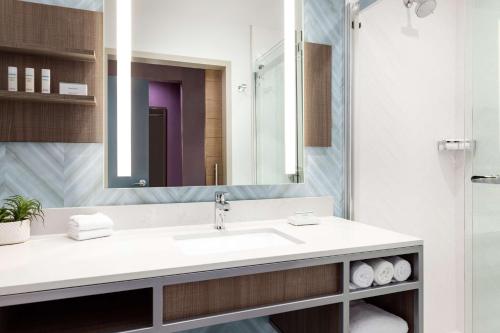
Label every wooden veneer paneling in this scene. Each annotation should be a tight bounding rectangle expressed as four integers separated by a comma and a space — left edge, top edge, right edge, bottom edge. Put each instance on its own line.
204, 69, 224, 185
163, 263, 341, 322
304, 42, 332, 147
0, 0, 103, 143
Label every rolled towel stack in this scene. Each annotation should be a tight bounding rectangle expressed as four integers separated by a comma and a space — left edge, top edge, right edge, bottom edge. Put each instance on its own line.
67, 213, 114, 241
366, 258, 395, 286
386, 256, 412, 282
350, 261, 374, 289
350, 302, 409, 333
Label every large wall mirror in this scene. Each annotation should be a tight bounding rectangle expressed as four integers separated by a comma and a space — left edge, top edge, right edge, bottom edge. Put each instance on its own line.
104, 0, 304, 188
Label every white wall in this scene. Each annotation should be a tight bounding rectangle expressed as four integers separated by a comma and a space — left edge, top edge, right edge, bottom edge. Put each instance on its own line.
353, 0, 465, 332
104, 0, 283, 185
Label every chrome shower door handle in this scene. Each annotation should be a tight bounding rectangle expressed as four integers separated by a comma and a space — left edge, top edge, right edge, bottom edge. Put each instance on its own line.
471, 175, 500, 184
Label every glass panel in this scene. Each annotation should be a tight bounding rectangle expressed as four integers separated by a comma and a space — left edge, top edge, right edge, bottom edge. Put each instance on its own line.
471, 1, 500, 332
255, 43, 290, 185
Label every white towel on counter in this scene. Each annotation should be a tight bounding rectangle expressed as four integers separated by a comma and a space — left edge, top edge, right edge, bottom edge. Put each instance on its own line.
69, 213, 114, 231
67, 227, 113, 241
386, 256, 412, 282
350, 261, 374, 289
350, 302, 409, 333
366, 258, 394, 286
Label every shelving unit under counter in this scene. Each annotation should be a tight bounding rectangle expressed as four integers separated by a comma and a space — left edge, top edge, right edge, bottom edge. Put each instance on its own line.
0, 246, 423, 333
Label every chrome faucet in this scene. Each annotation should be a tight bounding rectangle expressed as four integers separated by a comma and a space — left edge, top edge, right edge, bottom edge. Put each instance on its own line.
214, 192, 230, 230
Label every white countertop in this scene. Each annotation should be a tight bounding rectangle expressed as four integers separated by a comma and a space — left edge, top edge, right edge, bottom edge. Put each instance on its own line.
0, 217, 422, 296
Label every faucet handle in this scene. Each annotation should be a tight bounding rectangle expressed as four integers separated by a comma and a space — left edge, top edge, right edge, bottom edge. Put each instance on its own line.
215, 191, 229, 203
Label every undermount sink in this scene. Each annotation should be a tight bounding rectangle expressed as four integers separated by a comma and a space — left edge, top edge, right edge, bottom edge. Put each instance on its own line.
173, 228, 304, 256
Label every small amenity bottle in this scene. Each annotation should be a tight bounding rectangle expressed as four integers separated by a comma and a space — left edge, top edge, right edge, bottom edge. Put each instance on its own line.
25, 68, 34, 93
41, 69, 50, 94
8, 66, 17, 92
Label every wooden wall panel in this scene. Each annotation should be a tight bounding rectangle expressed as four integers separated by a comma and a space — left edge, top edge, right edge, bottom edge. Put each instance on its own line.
163, 264, 341, 322
204, 69, 225, 185
0, 0, 103, 143
304, 42, 332, 147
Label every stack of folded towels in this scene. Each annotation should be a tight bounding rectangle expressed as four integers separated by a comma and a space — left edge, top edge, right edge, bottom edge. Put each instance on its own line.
350, 256, 412, 290
350, 301, 409, 333
67, 213, 114, 241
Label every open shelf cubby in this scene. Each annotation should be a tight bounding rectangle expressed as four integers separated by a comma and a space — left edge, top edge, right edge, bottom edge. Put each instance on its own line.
349, 252, 420, 293
0, 288, 153, 333
361, 290, 418, 333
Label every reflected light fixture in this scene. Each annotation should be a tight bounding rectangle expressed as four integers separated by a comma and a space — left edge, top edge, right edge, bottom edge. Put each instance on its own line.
116, 0, 132, 177
284, 0, 297, 175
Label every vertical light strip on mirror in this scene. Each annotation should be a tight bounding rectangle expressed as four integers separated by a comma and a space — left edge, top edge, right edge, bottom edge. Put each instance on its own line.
284, 0, 297, 175
116, 0, 132, 177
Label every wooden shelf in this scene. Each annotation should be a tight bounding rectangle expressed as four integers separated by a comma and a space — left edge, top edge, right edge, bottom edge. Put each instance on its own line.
0, 91, 96, 106
0, 44, 96, 62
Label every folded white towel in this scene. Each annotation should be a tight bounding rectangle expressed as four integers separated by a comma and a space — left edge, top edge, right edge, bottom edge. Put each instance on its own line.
69, 213, 114, 231
350, 302, 409, 333
386, 256, 412, 282
67, 227, 113, 241
350, 261, 375, 289
366, 258, 394, 286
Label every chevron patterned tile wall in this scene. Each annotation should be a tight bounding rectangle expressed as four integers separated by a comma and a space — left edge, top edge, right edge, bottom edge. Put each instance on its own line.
22, 0, 103, 11
0, 0, 345, 217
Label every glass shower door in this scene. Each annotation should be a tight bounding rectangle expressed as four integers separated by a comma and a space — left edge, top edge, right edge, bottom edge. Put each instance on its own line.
254, 42, 289, 185
470, 1, 500, 332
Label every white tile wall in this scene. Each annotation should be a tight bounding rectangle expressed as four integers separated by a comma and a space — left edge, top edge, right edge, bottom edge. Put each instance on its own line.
353, 0, 465, 332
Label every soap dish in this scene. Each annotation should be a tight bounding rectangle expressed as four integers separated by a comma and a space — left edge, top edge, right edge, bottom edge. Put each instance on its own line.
288, 211, 321, 226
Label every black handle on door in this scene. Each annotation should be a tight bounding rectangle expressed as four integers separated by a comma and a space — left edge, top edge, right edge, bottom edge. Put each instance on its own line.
471, 175, 500, 184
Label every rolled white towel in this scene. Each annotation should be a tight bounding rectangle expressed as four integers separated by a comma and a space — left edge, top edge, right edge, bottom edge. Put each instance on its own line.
366, 258, 394, 286
350, 261, 374, 289
386, 256, 412, 282
67, 227, 113, 241
349, 282, 359, 290
69, 213, 114, 231
350, 302, 409, 333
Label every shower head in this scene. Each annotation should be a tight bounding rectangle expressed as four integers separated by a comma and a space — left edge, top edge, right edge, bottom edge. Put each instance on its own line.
404, 0, 437, 18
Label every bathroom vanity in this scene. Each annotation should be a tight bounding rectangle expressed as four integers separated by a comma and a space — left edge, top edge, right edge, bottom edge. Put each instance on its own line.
0, 217, 423, 333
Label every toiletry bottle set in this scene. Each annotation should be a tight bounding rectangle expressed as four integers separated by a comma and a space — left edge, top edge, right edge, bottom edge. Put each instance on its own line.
6, 67, 50, 93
